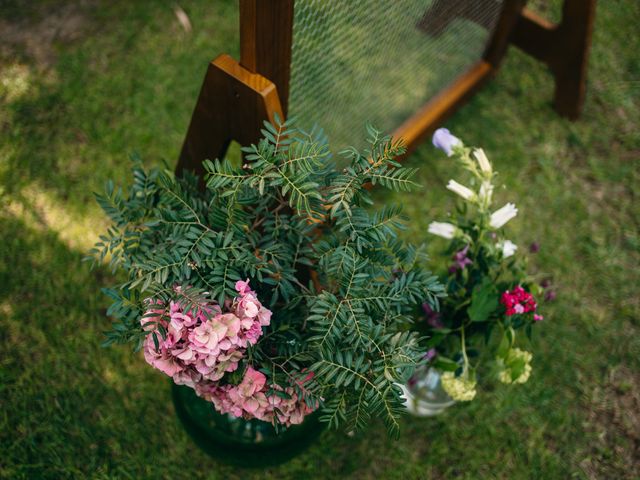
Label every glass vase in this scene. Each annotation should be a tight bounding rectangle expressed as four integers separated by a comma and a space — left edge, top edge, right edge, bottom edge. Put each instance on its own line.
400, 365, 455, 417
172, 383, 323, 467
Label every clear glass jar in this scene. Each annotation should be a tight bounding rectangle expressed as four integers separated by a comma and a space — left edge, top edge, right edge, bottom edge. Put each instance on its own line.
172, 383, 323, 466
400, 365, 455, 416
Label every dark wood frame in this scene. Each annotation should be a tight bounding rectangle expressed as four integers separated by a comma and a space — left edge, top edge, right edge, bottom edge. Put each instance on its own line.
177, 0, 596, 174
510, 0, 596, 120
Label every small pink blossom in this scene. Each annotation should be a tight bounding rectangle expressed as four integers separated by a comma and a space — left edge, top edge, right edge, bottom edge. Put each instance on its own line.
238, 367, 267, 397
141, 282, 271, 389
237, 293, 260, 318
424, 348, 437, 361
143, 335, 184, 377
244, 322, 264, 345
173, 345, 197, 364
189, 320, 226, 353
173, 369, 202, 388
257, 307, 272, 326
218, 313, 241, 337
500, 286, 538, 316
235, 279, 253, 295
206, 367, 317, 426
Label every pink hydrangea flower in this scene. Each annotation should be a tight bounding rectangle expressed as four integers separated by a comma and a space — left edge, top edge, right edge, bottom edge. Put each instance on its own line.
141, 281, 271, 387
239, 367, 267, 396
257, 307, 272, 326
206, 367, 317, 426
235, 279, 252, 295
173, 369, 202, 389
236, 292, 260, 319
140, 281, 314, 426
143, 334, 184, 377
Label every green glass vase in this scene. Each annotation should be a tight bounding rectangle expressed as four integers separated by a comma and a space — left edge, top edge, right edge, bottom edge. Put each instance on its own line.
172, 383, 323, 467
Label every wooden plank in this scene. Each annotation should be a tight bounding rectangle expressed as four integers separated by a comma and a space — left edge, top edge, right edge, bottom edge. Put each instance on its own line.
176, 54, 283, 177
239, 0, 294, 116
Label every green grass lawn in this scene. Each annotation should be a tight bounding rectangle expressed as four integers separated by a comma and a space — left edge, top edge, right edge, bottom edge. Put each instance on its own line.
1, 1, 638, 478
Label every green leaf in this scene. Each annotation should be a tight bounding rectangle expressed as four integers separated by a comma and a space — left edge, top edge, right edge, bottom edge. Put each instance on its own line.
467, 279, 498, 322
432, 356, 459, 372
496, 332, 510, 359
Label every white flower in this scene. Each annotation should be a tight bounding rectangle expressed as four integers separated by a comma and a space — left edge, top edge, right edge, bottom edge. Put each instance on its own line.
441, 371, 476, 401
478, 181, 493, 207
489, 203, 518, 229
446, 180, 475, 201
473, 148, 492, 176
497, 240, 518, 258
428, 221, 456, 239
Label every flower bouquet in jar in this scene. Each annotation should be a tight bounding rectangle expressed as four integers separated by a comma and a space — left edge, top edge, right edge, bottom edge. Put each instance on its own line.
402, 129, 547, 415
90, 120, 444, 437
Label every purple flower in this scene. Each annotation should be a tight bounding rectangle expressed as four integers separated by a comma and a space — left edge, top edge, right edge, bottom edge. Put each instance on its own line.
544, 290, 557, 302
432, 128, 462, 156
450, 245, 473, 272
422, 302, 444, 329
423, 348, 437, 362
540, 279, 551, 289
529, 242, 540, 253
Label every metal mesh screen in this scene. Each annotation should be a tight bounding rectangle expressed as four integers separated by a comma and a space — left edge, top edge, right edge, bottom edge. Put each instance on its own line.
288, 0, 504, 153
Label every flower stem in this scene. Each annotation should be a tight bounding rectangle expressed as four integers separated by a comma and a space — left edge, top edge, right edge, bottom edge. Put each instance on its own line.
461, 326, 469, 373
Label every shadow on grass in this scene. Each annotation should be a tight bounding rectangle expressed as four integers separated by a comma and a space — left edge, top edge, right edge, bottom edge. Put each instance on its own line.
1, 0, 239, 215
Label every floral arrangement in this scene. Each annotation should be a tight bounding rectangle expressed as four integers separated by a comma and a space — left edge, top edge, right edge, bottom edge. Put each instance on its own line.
418, 128, 547, 402
91, 120, 444, 435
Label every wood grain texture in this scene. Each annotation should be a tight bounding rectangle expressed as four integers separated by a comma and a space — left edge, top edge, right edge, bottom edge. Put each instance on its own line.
239, 0, 294, 116
176, 54, 283, 177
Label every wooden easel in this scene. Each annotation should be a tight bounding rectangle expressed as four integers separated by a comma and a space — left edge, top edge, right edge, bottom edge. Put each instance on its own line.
510, 0, 596, 120
177, 0, 596, 176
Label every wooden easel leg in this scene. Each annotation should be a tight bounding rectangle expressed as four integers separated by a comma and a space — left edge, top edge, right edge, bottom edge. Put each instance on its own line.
551, 0, 596, 119
176, 54, 284, 177
511, 0, 596, 119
